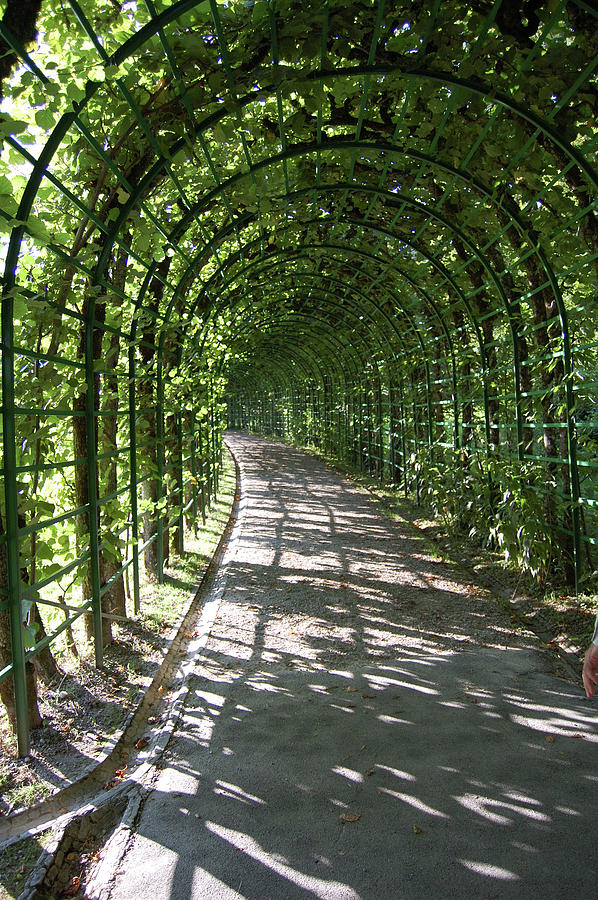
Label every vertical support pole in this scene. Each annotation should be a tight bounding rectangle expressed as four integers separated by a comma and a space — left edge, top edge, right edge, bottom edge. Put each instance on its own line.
504, 302, 524, 462
85, 298, 103, 669
547, 270, 582, 592
511, 341, 524, 462
177, 411, 184, 556
451, 351, 460, 454
425, 360, 434, 460
398, 379, 408, 497
345, 383, 350, 464
209, 384, 217, 497
128, 342, 140, 614
377, 372, 386, 481
337, 380, 342, 458
156, 359, 164, 584
366, 384, 373, 474
189, 410, 199, 537
412, 382, 420, 505
1, 285, 29, 755
389, 382, 397, 483
205, 408, 213, 502
198, 419, 206, 525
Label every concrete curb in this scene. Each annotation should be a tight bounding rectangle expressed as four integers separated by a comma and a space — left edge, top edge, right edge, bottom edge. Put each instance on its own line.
84, 442, 248, 900
8, 440, 243, 899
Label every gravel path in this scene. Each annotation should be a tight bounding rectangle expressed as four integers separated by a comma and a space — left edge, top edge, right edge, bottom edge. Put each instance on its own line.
102, 432, 598, 899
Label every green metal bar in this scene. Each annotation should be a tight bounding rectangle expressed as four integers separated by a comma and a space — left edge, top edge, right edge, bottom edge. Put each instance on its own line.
1, 286, 29, 755
188, 410, 199, 536
85, 299, 103, 668
177, 412, 185, 555
156, 358, 165, 584
128, 339, 141, 614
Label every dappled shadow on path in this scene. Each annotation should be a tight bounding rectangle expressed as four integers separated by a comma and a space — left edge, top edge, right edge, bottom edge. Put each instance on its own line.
109, 433, 598, 900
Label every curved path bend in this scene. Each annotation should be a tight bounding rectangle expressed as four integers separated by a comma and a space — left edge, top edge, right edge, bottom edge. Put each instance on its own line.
102, 432, 598, 899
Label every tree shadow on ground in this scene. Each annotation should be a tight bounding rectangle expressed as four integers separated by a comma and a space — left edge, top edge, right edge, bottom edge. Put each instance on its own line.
108, 433, 598, 899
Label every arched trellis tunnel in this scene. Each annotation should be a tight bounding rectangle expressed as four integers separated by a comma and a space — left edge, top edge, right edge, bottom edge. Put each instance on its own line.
0, 0, 597, 755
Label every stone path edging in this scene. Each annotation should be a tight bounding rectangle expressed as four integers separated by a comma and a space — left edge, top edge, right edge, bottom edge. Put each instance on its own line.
8, 441, 243, 898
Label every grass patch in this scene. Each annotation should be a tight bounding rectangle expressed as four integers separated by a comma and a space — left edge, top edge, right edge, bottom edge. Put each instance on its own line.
0, 830, 52, 899
137, 449, 236, 632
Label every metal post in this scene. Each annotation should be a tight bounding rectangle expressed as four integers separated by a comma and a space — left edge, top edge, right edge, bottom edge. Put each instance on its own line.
128, 343, 141, 614
85, 299, 103, 668
197, 420, 206, 524
1, 286, 29, 755
177, 411, 184, 555
189, 410, 199, 537
156, 359, 164, 584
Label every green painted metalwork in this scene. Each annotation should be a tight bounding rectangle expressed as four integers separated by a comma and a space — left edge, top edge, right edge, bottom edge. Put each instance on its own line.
0, 0, 596, 753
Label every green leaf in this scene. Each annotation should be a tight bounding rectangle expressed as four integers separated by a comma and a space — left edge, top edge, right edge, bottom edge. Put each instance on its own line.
0, 118, 29, 137
252, 1, 269, 25
23, 622, 39, 650
35, 108, 56, 131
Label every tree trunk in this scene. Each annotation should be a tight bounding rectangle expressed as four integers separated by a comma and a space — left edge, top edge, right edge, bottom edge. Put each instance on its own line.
99, 241, 130, 620
73, 293, 112, 647
0, 513, 42, 732
138, 257, 172, 578
29, 325, 60, 683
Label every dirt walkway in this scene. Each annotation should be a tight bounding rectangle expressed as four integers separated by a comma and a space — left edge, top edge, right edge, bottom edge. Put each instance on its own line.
98, 432, 598, 899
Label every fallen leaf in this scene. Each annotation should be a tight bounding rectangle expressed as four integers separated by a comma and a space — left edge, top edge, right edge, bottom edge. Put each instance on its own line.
135, 736, 150, 750
62, 876, 81, 896
340, 812, 361, 823
345, 687, 358, 693
365, 769, 375, 776
115, 766, 127, 778
546, 735, 555, 743
362, 694, 375, 699
413, 825, 422, 834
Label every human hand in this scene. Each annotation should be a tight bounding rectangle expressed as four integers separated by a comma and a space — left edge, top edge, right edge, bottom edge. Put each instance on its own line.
582, 644, 598, 699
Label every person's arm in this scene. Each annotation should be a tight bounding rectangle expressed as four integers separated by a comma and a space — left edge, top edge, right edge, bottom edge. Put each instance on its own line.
582, 614, 598, 699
